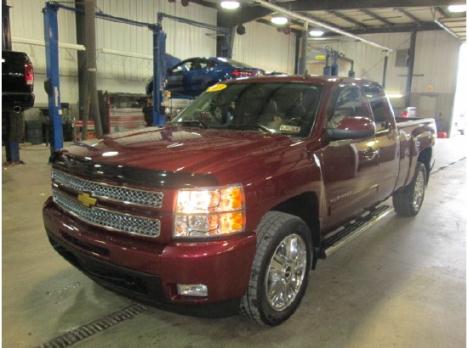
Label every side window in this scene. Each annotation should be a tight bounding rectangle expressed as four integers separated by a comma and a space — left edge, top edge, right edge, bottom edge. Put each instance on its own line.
206, 59, 215, 68
188, 59, 207, 71
171, 61, 190, 74
362, 84, 394, 131
328, 86, 369, 128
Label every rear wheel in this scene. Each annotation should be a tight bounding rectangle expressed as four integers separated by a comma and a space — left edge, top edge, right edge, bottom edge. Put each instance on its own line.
393, 162, 427, 216
240, 211, 312, 326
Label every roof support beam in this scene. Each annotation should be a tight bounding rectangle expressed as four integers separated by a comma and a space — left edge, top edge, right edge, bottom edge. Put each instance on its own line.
289, 0, 465, 12
328, 10, 368, 28
307, 14, 347, 31
395, 8, 422, 24
360, 9, 394, 26
251, 0, 392, 51
321, 22, 440, 36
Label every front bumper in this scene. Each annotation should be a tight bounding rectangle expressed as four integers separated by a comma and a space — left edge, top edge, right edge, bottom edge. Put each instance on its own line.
43, 198, 256, 311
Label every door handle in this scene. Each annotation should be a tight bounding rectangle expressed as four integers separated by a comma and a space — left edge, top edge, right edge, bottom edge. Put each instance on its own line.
362, 147, 379, 161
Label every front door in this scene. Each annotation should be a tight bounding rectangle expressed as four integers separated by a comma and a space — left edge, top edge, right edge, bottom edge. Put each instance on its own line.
320, 84, 381, 230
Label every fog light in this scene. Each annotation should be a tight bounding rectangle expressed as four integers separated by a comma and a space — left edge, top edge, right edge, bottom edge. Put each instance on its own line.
177, 284, 208, 297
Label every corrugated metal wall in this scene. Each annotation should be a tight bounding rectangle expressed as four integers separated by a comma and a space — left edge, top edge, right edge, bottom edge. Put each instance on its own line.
309, 31, 460, 94
232, 21, 296, 74
412, 30, 460, 94
309, 30, 461, 124
8, 0, 216, 105
95, 0, 217, 94
308, 32, 412, 95
8, 1, 297, 107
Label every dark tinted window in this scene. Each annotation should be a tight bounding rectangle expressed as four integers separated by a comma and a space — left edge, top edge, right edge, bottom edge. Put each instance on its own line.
172, 83, 322, 137
362, 84, 394, 131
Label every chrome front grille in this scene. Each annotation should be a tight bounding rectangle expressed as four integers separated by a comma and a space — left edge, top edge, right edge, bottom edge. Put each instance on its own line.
51, 169, 163, 208
52, 189, 160, 237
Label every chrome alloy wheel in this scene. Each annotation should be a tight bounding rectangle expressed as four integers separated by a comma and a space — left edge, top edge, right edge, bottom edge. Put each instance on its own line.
413, 169, 425, 210
265, 234, 308, 312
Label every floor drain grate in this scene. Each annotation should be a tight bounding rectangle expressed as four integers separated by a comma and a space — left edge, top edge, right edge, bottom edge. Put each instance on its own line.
35, 303, 147, 348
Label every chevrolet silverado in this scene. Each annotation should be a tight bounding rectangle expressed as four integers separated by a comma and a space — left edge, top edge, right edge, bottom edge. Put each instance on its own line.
43, 76, 436, 326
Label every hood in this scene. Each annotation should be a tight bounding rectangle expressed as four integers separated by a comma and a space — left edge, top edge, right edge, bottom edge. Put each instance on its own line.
60, 126, 300, 186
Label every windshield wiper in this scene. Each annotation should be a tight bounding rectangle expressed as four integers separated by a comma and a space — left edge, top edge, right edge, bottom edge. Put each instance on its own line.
172, 120, 208, 129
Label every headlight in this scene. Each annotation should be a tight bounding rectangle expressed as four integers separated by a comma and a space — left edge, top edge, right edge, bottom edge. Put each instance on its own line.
174, 184, 245, 239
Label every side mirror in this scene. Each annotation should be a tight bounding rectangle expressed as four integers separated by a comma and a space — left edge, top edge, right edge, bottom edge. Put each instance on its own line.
327, 116, 376, 141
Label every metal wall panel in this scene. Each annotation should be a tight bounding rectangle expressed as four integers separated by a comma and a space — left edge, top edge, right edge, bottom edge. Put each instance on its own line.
8, 0, 216, 105
232, 21, 296, 74
95, 0, 217, 94
309, 32, 411, 97
308, 31, 460, 116
412, 30, 460, 94
320, 31, 459, 94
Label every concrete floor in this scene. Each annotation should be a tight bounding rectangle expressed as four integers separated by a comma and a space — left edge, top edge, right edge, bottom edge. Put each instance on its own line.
3, 137, 467, 348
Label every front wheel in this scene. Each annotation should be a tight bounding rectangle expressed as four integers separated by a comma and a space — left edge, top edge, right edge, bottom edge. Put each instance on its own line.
393, 161, 427, 216
240, 211, 312, 326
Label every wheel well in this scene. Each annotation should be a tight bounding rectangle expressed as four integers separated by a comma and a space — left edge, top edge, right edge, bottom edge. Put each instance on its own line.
418, 147, 432, 181
272, 192, 321, 247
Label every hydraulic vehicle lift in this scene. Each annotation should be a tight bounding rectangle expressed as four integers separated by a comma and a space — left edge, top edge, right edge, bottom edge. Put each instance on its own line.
42, 1, 167, 155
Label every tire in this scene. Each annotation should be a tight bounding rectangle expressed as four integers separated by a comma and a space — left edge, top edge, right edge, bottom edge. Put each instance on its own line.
240, 211, 312, 326
393, 161, 427, 217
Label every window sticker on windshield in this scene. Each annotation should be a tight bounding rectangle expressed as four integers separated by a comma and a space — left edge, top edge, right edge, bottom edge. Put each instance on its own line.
279, 125, 301, 134
207, 83, 227, 92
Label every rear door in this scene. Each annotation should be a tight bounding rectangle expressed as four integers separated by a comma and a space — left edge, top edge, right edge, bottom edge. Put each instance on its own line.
362, 83, 399, 201
320, 84, 381, 230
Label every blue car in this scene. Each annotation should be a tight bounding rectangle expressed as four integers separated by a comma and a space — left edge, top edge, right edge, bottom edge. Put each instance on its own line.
153, 57, 264, 98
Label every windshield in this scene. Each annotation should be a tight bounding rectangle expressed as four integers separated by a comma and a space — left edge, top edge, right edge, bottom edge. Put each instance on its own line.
171, 83, 322, 137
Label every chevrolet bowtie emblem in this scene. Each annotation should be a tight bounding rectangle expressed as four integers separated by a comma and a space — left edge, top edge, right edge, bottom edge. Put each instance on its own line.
77, 192, 97, 208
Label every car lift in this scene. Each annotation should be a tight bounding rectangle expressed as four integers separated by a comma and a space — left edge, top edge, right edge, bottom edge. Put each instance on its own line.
43, 1, 167, 155
322, 48, 355, 77
43, 2, 230, 156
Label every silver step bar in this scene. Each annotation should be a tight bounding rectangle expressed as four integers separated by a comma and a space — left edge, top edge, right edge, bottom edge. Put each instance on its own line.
323, 205, 393, 257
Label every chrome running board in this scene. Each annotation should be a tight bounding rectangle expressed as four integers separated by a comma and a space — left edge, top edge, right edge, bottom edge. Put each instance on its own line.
322, 205, 393, 257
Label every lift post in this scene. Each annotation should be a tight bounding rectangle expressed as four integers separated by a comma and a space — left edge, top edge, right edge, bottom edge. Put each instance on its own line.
150, 23, 166, 126
43, 2, 64, 153
42, 1, 169, 156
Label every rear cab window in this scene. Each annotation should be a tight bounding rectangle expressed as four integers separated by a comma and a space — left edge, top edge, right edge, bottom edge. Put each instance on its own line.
361, 83, 395, 132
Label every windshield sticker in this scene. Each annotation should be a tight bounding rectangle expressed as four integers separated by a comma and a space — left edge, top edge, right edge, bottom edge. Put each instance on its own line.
279, 125, 301, 134
207, 83, 227, 92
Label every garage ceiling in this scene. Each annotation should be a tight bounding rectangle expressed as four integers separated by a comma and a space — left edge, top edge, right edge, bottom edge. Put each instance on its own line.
204, 0, 466, 41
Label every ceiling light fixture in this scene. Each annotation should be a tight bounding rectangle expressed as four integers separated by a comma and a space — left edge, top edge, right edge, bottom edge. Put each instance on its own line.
220, 1, 240, 10
448, 4, 466, 12
271, 16, 288, 25
309, 29, 325, 37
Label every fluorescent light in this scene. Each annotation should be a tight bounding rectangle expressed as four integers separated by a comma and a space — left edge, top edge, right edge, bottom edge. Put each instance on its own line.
448, 4, 466, 12
220, 1, 240, 10
309, 29, 325, 37
271, 16, 288, 25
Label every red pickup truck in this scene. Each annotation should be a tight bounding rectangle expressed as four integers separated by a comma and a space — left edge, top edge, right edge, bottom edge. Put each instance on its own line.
43, 76, 436, 326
